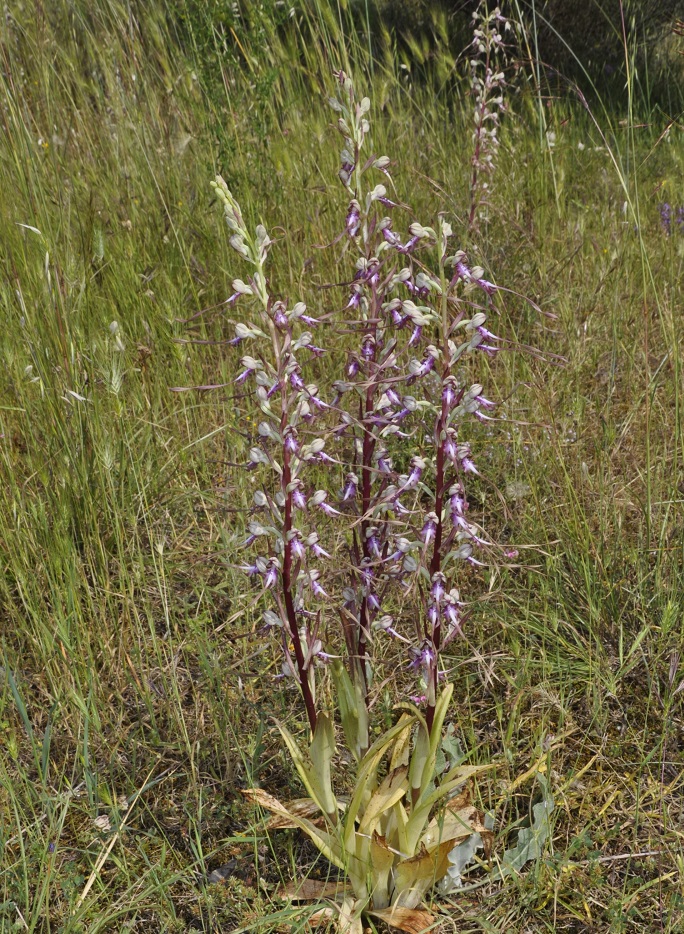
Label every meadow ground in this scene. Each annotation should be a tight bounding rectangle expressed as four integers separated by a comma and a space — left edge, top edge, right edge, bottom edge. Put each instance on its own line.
1, 2, 684, 931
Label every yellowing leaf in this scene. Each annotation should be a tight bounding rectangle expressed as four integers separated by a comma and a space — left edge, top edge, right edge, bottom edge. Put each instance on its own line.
393, 841, 455, 909
388, 714, 413, 771
358, 767, 409, 835
368, 906, 436, 934
369, 831, 396, 910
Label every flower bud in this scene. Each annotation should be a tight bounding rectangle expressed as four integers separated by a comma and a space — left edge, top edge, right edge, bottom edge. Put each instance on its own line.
232, 278, 253, 295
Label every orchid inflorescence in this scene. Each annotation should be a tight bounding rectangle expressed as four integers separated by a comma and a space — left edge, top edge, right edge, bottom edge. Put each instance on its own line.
214, 61, 504, 738
212, 175, 338, 733
210, 61, 511, 922
330, 68, 500, 733
468, 4, 512, 229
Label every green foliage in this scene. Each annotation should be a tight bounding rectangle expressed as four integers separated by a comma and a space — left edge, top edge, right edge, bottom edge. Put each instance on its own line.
248, 686, 494, 922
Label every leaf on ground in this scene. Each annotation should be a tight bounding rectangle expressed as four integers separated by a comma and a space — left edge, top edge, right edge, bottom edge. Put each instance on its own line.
367, 906, 436, 933
307, 907, 337, 928
278, 879, 349, 901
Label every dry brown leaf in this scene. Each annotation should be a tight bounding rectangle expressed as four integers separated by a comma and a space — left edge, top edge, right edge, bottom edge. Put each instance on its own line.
306, 907, 337, 928
278, 879, 350, 902
445, 785, 471, 812
368, 906, 436, 933
267, 797, 322, 829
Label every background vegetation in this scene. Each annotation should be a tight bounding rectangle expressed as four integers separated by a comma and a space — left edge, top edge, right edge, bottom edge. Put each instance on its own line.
1, 0, 684, 930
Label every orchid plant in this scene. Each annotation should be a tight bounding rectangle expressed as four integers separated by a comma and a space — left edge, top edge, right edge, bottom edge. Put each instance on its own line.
210, 61, 508, 931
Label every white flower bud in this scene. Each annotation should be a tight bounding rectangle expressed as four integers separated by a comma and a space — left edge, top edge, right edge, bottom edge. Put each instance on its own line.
229, 234, 250, 258
232, 278, 253, 295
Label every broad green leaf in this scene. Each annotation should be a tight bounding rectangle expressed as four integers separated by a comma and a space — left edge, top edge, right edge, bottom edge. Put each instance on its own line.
389, 714, 413, 771
344, 716, 418, 854
420, 684, 454, 799
408, 722, 430, 802
310, 713, 337, 820
405, 765, 492, 855
332, 661, 368, 762
275, 719, 337, 823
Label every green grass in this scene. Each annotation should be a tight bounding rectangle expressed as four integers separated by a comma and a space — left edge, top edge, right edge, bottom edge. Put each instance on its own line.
1, 1, 684, 931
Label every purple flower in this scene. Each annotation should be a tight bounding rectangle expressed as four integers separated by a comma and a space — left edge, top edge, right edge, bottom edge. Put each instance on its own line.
235, 367, 254, 384
290, 371, 305, 391
409, 640, 436, 673
263, 560, 278, 589
307, 532, 330, 559
458, 444, 479, 475
476, 325, 499, 343
309, 570, 327, 598
347, 288, 362, 310
474, 393, 496, 409
377, 450, 393, 474
443, 378, 458, 408
660, 202, 672, 236
397, 235, 420, 254
382, 224, 402, 248
419, 512, 438, 545
372, 614, 405, 641
342, 472, 359, 501
430, 572, 446, 605
284, 427, 300, 454
366, 528, 382, 558
312, 491, 341, 517
408, 325, 423, 347
346, 199, 361, 237
288, 531, 306, 562
367, 591, 381, 612
272, 301, 289, 329
401, 456, 425, 490
292, 486, 308, 510
347, 356, 360, 378
443, 593, 462, 628
359, 558, 374, 589
361, 335, 376, 360
444, 433, 459, 465
409, 350, 437, 380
